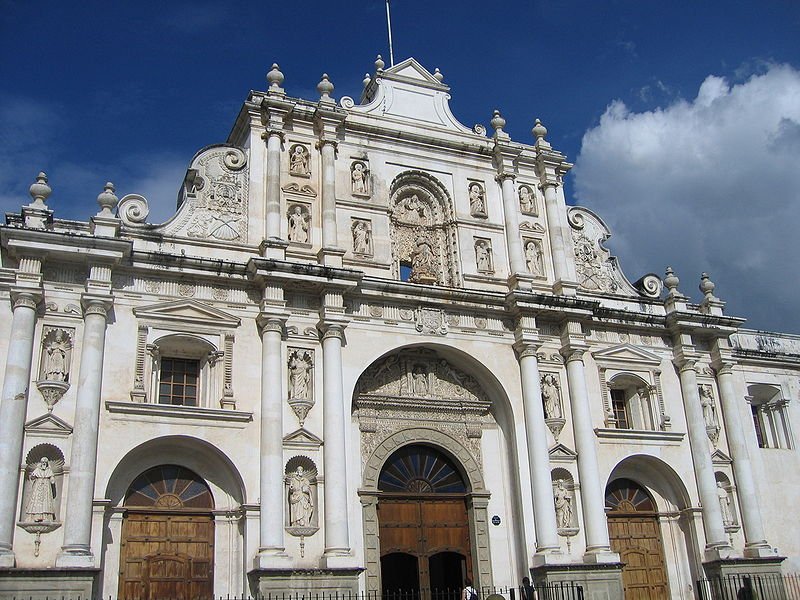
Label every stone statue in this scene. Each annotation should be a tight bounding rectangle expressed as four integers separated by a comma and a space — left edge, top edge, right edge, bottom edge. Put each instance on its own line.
699, 385, 718, 428
287, 466, 314, 526
288, 205, 309, 243
352, 220, 371, 254
44, 330, 70, 382
288, 352, 311, 399
25, 457, 56, 522
525, 240, 543, 276
411, 240, 437, 282
717, 482, 734, 526
289, 145, 309, 175
412, 365, 429, 396
351, 162, 368, 194
554, 480, 572, 528
541, 373, 562, 419
469, 183, 485, 216
519, 185, 535, 214
475, 240, 492, 272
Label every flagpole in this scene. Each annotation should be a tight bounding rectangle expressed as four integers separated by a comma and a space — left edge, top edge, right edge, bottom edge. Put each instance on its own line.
386, 0, 395, 67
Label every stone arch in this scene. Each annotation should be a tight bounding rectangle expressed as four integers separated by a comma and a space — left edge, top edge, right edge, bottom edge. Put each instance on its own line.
389, 170, 461, 286
606, 454, 691, 513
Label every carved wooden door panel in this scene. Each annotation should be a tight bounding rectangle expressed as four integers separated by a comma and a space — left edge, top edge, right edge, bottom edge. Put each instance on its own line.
119, 512, 214, 600
608, 515, 668, 600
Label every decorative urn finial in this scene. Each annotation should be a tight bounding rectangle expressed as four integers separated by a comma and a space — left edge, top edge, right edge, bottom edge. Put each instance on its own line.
433, 68, 444, 82
267, 63, 285, 91
699, 272, 716, 299
532, 118, 548, 142
363, 73, 371, 88
375, 54, 385, 71
29, 172, 52, 207
664, 266, 681, 296
317, 73, 334, 102
490, 110, 506, 135
97, 182, 119, 216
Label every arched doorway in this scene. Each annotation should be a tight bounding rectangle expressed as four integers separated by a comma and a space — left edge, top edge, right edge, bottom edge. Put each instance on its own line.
605, 478, 669, 600
378, 445, 472, 600
118, 465, 215, 600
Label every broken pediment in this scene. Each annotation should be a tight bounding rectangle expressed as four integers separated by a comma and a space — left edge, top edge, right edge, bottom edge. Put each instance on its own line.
133, 299, 241, 328
283, 428, 323, 449
592, 343, 664, 366
25, 413, 73, 438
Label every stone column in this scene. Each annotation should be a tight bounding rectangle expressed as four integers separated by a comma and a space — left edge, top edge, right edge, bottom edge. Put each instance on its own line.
499, 174, 526, 275
516, 344, 560, 553
715, 363, 772, 556
254, 314, 290, 567
57, 298, 111, 566
0, 292, 40, 567
265, 129, 284, 241
319, 140, 338, 250
320, 322, 350, 559
676, 360, 730, 553
541, 182, 571, 286
563, 351, 614, 558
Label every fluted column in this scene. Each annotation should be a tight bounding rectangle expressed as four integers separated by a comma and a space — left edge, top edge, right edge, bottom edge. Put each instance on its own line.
319, 140, 338, 250
57, 298, 111, 567
676, 360, 730, 553
0, 292, 40, 567
320, 322, 350, 557
715, 363, 772, 555
516, 344, 560, 553
563, 350, 614, 558
254, 314, 290, 567
265, 129, 284, 241
499, 175, 526, 275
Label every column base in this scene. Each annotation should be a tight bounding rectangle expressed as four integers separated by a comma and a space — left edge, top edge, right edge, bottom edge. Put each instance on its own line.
704, 555, 786, 579
583, 549, 622, 564
531, 551, 567, 568
0, 550, 15, 568
253, 548, 294, 570
704, 544, 735, 562
249, 567, 362, 596
0, 567, 98, 600
321, 549, 355, 569
54, 545, 95, 568
744, 543, 780, 559
531, 561, 624, 600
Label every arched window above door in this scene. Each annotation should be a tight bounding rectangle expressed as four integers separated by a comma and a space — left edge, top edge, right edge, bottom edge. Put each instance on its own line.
378, 445, 467, 493
124, 464, 214, 510
605, 478, 656, 513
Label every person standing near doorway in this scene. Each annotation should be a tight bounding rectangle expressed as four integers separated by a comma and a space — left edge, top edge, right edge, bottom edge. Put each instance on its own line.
463, 579, 478, 600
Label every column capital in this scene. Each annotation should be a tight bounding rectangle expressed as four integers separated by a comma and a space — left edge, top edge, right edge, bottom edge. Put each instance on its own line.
315, 138, 338, 151
318, 321, 347, 341
494, 172, 516, 183
673, 357, 697, 373
512, 340, 541, 359
256, 313, 287, 335
713, 361, 736, 377
81, 295, 112, 317
537, 179, 562, 191
10, 289, 41, 310
261, 128, 285, 143
562, 349, 586, 364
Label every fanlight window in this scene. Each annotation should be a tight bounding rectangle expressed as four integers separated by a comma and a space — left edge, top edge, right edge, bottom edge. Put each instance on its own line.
379, 445, 466, 493
124, 465, 213, 510
605, 478, 656, 513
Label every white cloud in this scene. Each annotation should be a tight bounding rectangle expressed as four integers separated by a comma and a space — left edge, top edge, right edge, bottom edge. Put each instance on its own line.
573, 64, 800, 333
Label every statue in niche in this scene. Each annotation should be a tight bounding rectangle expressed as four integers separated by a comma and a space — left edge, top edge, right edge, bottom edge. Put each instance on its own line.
25, 457, 57, 522
411, 239, 438, 283
699, 384, 718, 428
352, 220, 372, 254
351, 162, 368, 195
541, 373, 562, 419
519, 185, 536, 214
717, 482, 734, 526
288, 205, 309, 243
289, 145, 309, 176
412, 365, 429, 396
469, 183, 486, 216
554, 480, 572, 528
525, 240, 544, 276
44, 330, 70, 382
287, 466, 314, 526
396, 194, 430, 225
475, 239, 493, 272
288, 351, 312, 399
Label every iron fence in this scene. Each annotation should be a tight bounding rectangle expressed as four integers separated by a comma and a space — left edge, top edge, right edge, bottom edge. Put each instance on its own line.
697, 573, 800, 600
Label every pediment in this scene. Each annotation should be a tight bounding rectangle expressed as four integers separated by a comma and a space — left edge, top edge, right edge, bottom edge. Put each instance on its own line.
133, 299, 240, 328
519, 221, 545, 233
592, 343, 663, 366
549, 443, 577, 463
283, 428, 323, 448
711, 449, 733, 465
383, 57, 446, 87
25, 413, 73, 437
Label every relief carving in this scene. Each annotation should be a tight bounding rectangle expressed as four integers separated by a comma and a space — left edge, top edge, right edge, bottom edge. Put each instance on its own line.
37, 328, 74, 412
289, 144, 310, 176
474, 238, 493, 273
352, 219, 373, 255
468, 182, 487, 217
351, 161, 370, 196
288, 348, 314, 426
415, 307, 448, 336
287, 204, 310, 244
518, 185, 537, 215
699, 383, 720, 446
18, 445, 65, 556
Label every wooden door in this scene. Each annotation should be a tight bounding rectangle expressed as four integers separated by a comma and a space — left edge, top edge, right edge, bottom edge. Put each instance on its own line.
119, 512, 214, 600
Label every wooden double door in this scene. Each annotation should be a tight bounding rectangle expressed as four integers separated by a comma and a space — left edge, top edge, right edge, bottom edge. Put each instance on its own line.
379, 497, 472, 599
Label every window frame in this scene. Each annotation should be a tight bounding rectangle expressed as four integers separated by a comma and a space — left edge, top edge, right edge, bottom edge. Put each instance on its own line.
746, 384, 793, 449
147, 333, 222, 409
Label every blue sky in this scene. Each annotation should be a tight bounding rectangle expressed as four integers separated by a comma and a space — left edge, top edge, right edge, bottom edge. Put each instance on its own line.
1, 1, 799, 332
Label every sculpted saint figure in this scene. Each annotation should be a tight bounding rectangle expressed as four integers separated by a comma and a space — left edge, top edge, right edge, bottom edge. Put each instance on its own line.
412, 366, 428, 396
288, 206, 309, 243
519, 185, 535, 214
290, 145, 309, 175
699, 385, 718, 428
541, 374, 562, 419
45, 330, 69, 382
288, 353, 311, 399
525, 241, 544, 276
475, 240, 492, 272
287, 466, 314, 526
411, 240, 437, 282
25, 457, 56, 522
351, 162, 368, 194
352, 221, 371, 254
469, 183, 485, 215
554, 480, 572, 528
717, 482, 734, 526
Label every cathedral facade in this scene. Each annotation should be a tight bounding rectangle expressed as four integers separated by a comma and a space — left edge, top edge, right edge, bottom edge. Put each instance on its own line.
0, 57, 797, 600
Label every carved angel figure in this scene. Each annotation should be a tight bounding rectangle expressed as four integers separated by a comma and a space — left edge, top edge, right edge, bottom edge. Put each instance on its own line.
554, 480, 572, 528
525, 240, 544, 276
289, 145, 309, 175
25, 457, 57, 522
469, 183, 486, 216
288, 352, 311, 399
44, 330, 69, 382
541, 373, 562, 419
288, 206, 309, 243
287, 466, 314, 526
351, 162, 368, 194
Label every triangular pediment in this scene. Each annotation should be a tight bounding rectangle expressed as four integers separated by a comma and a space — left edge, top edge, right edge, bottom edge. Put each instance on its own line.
383, 57, 446, 88
592, 343, 663, 366
283, 428, 323, 448
711, 449, 733, 465
134, 299, 240, 328
549, 443, 577, 462
25, 413, 73, 437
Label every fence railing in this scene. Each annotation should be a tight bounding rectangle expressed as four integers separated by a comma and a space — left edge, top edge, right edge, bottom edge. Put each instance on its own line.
697, 573, 800, 600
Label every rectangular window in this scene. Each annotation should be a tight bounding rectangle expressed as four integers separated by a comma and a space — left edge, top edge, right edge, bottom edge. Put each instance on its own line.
751, 403, 767, 448
611, 388, 630, 429
159, 357, 199, 406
